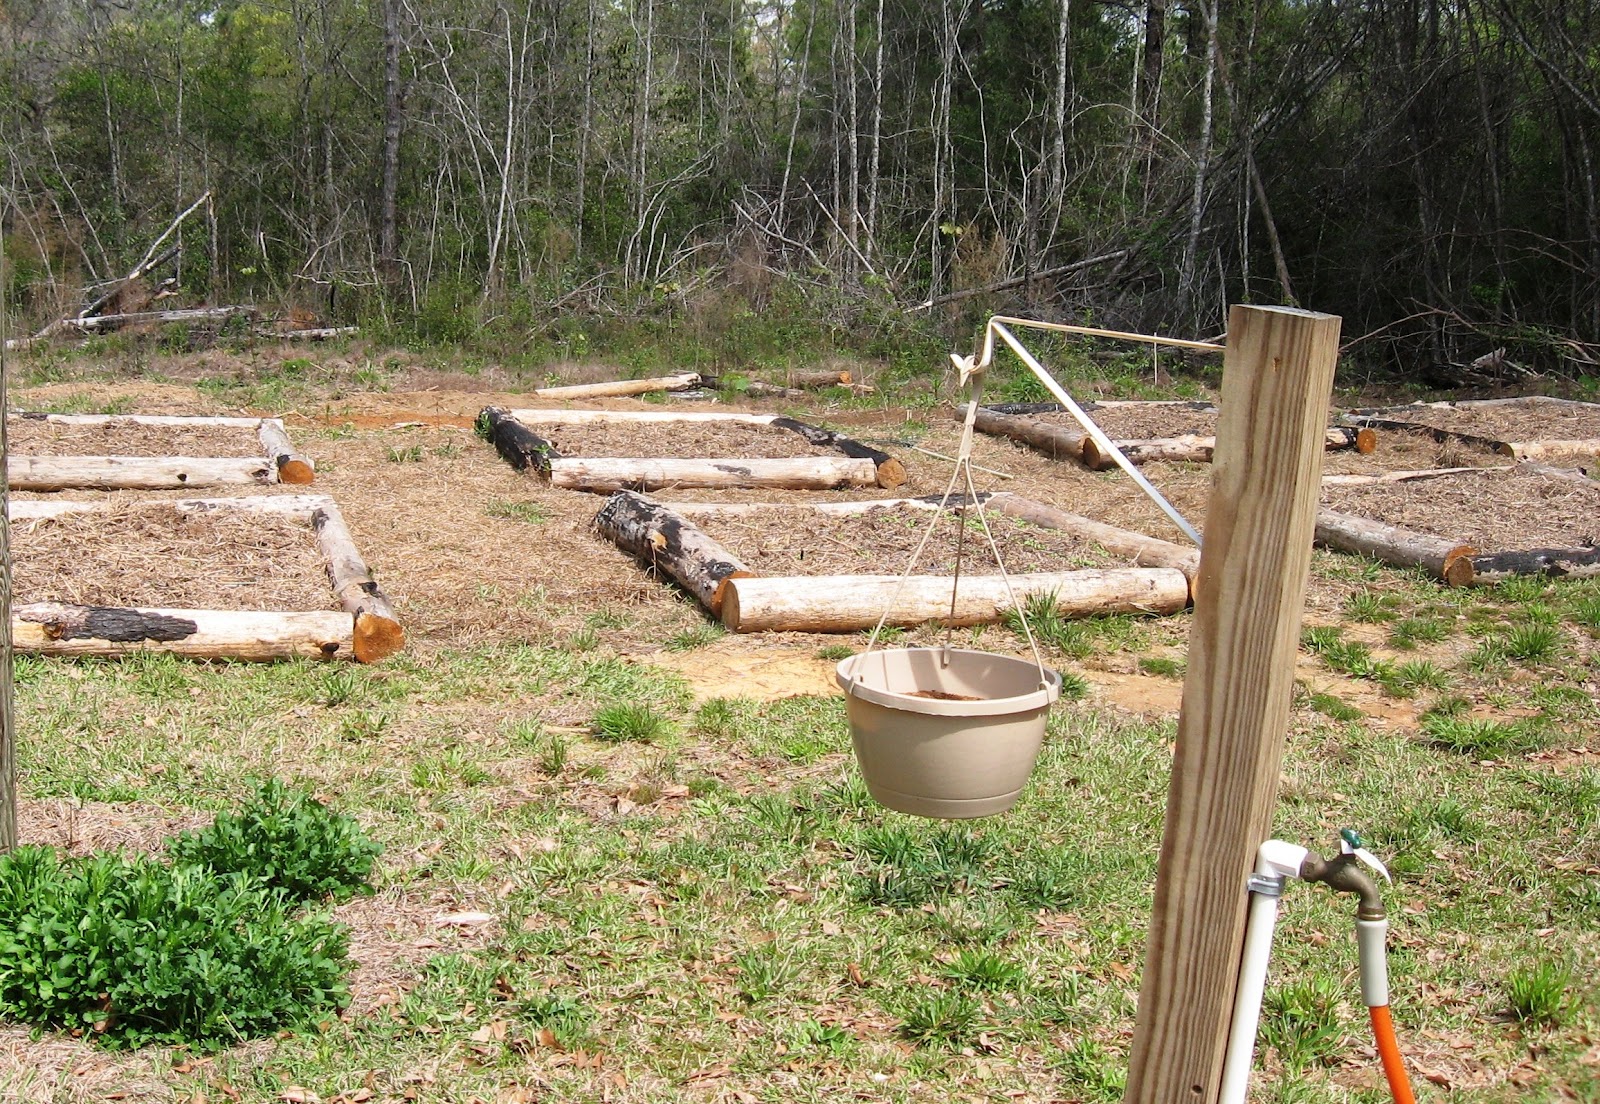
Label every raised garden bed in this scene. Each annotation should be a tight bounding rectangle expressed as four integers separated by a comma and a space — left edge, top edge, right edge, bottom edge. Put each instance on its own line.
1342, 396, 1600, 462
9, 494, 400, 661
8, 413, 313, 490
479, 407, 906, 492
593, 490, 1195, 632
962, 401, 1373, 469
1315, 464, 1600, 585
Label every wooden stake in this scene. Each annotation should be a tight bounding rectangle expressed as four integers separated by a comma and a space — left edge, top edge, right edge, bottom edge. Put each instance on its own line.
720, 568, 1189, 633
1123, 306, 1341, 1104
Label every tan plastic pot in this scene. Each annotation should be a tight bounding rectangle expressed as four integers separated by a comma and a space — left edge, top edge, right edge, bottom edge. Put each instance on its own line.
835, 648, 1063, 819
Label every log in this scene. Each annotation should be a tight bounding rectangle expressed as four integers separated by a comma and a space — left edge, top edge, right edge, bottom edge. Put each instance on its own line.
257, 419, 315, 483
593, 492, 753, 616
768, 416, 907, 488
1314, 508, 1477, 586
548, 456, 879, 493
63, 306, 258, 331
959, 402, 1089, 462
662, 494, 987, 519
508, 408, 775, 426
529, 373, 701, 400
174, 493, 331, 517
1499, 438, 1600, 461
309, 502, 404, 662
269, 326, 358, 340
1342, 414, 1507, 453
1465, 544, 1600, 583
703, 376, 806, 399
786, 368, 852, 389
7, 455, 275, 491
12, 603, 354, 660
720, 567, 1189, 633
1320, 466, 1495, 486
478, 406, 559, 474
986, 492, 1202, 584
1082, 426, 1375, 469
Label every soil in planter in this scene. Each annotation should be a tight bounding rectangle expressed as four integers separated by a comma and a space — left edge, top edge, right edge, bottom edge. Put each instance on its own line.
523, 419, 845, 460
1319, 467, 1600, 550
8, 419, 268, 457
705, 504, 1132, 576
12, 502, 340, 611
906, 689, 985, 701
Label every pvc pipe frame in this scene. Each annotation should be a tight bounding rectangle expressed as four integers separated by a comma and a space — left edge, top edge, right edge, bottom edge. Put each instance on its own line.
1219, 840, 1307, 1104
965, 317, 1204, 546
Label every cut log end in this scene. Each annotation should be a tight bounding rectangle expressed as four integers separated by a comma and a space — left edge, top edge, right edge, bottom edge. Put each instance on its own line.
709, 570, 758, 618
1354, 427, 1378, 454
875, 457, 909, 489
277, 457, 316, 484
1442, 548, 1478, 588
354, 613, 406, 663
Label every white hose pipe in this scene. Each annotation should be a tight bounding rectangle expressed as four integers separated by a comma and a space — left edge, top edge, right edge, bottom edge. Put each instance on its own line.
1357, 918, 1390, 1007
1219, 840, 1308, 1104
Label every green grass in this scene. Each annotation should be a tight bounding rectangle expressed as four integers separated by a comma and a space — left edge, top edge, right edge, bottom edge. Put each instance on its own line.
484, 499, 550, 524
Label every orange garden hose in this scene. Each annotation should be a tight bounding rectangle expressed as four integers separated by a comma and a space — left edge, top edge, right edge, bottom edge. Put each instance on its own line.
1369, 1003, 1417, 1104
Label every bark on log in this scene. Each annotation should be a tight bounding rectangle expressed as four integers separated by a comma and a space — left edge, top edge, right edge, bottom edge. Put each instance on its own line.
548, 456, 879, 493
702, 376, 806, 399
1314, 509, 1477, 586
786, 368, 852, 389
1465, 545, 1600, 583
309, 502, 404, 662
257, 420, 315, 484
63, 306, 258, 330
1343, 415, 1507, 453
959, 403, 1089, 462
593, 491, 753, 616
768, 416, 907, 488
8, 455, 276, 491
13, 603, 353, 660
986, 492, 1201, 584
721, 568, 1189, 633
478, 406, 559, 474
1499, 438, 1600, 461
1082, 427, 1374, 469
530, 373, 701, 399
662, 494, 988, 519
269, 326, 359, 340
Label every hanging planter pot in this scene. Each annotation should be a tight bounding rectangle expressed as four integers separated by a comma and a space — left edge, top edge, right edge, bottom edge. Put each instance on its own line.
836, 648, 1063, 819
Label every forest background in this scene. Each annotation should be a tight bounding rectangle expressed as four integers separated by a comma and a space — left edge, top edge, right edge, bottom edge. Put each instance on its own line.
1, 0, 1597, 384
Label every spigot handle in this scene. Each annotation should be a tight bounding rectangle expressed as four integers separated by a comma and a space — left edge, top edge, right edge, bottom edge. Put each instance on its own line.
1340, 828, 1392, 885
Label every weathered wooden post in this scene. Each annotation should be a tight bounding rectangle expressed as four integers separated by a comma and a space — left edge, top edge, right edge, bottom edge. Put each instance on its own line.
1123, 305, 1341, 1103
1, 244, 15, 852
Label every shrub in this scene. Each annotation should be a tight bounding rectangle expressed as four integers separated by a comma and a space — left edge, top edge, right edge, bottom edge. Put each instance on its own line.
0, 846, 350, 1050
167, 779, 382, 903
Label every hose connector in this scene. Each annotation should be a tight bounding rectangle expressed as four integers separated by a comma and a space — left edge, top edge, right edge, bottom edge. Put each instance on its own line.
1298, 829, 1391, 921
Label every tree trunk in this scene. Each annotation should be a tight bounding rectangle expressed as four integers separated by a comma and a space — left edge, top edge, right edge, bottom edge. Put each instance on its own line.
379, 0, 405, 294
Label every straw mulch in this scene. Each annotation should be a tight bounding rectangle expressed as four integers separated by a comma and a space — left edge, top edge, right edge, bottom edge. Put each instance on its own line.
1372, 399, 1600, 444
8, 419, 267, 457
11, 503, 338, 610
1320, 467, 1600, 550
698, 503, 1129, 576
526, 418, 851, 460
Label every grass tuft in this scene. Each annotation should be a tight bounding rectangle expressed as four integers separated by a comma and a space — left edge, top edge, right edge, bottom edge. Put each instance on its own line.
591, 702, 673, 744
1506, 961, 1574, 1027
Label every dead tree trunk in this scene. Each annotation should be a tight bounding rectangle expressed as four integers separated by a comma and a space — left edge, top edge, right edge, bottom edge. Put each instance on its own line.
593, 491, 754, 616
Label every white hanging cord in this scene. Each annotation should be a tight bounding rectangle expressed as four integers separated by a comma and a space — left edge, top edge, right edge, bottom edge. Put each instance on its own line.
956, 438, 1050, 686
975, 318, 1204, 547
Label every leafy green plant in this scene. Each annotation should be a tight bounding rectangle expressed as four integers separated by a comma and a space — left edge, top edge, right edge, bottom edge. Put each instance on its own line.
896, 990, 983, 1047
1137, 656, 1184, 678
0, 845, 350, 1050
1379, 659, 1451, 698
1421, 713, 1542, 758
1055, 1035, 1127, 1100
1388, 615, 1452, 649
665, 623, 724, 651
591, 702, 672, 743
1343, 591, 1397, 623
1500, 623, 1563, 663
167, 779, 382, 903
1258, 976, 1343, 1070
1308, 692, 1364, 722
1570, 595, 1600, 635
733, 947, 798, 1003
940, 950, 1025, 991
1505, 961, 1574, 1027
386, 445, 425, 463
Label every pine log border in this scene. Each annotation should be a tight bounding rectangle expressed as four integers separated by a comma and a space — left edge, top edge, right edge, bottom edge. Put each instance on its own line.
593, 492, 1193, 631
9, 494, 402, 661
483, 407, 907, 488
8, 412, 313, 487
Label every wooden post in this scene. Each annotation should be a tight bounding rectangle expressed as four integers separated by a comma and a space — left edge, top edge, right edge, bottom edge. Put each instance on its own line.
1123, 306, 1341, 1104
0, 247, 13, 851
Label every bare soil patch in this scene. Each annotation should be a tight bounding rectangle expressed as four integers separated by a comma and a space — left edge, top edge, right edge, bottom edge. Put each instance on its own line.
7, 418, 266, 457
1321, 467, 1600, 549
702, 503, 1130, 575
1376, 399, 1600, 443
11, 502, 338, 610
530, 419, 845, 460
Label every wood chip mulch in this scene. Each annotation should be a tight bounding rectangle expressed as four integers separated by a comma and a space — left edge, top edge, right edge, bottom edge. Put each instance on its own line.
1360, 399, 1600, 444
526, 419, 845, 460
